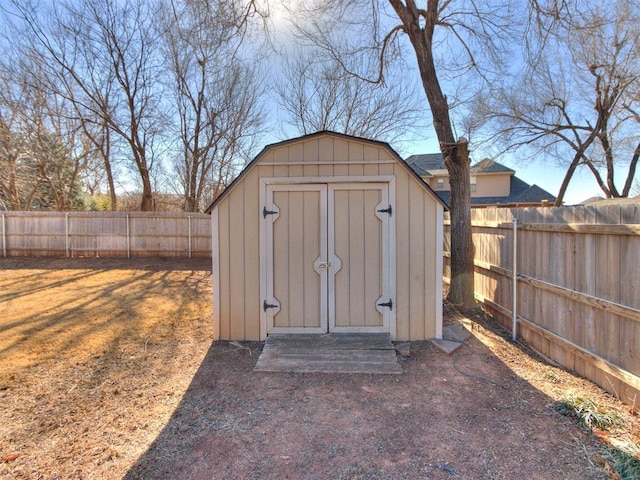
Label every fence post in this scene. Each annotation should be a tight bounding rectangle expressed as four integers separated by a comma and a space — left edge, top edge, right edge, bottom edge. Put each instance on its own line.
1, 213, 6, 257
512, 217, 518, 341
188, 215, 192, 259
126, 214, 131, 259
65, 212, 70, 258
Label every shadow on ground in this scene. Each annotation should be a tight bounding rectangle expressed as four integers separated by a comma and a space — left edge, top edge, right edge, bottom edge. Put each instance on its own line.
124, 327, 605, 480
0, 258, 211, 366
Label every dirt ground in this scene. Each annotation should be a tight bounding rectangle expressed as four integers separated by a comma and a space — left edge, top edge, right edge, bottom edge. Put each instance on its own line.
0, 257, 638, 479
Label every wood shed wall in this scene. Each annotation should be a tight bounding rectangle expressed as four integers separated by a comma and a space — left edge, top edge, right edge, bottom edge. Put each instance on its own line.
212, 134, 443, 341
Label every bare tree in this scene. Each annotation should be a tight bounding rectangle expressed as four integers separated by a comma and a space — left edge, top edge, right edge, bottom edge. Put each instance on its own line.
0, 103, 35, 210
276, 49, 425, 143
0, 57, 94, 210
158, 0, 266, 212
72, 94, 118, 210
0, 16, 50, 210
0, 68, 24, 209
27, 91, 93, 210
622, 85, 640, 198
478, 0, 640, 205
9, 0, 166, 211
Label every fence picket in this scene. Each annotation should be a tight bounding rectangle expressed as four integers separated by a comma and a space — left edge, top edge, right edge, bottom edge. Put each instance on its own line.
443, 205, 640, 406
0, 211, 211, 258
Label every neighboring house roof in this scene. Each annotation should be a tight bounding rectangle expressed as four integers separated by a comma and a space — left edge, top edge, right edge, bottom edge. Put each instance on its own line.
470, 158, 515, 175
405, 153, 447, 176
404, 153, 556, 206
581, 196, 640, 206
513, 183, 557, 203
405, 154, 516, 176
581, 196, 606, 204
432, 175, 556, 206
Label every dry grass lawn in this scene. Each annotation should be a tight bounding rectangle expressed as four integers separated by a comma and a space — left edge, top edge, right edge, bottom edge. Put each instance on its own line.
0, 257, 213, 479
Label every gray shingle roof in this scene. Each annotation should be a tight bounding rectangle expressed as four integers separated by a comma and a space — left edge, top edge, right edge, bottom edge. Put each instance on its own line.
405, 154, 516, 176
512, 183, 557, 203
470, 158, 515, 174
403, 153, 555, 206
404, 153, 446, 176
430, 175, 556, 206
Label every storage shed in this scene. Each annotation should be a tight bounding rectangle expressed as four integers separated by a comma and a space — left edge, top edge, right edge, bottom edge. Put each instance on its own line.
207, 131, 445, 342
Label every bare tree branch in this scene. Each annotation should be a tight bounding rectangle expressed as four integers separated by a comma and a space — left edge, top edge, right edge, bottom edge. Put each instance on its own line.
477, 0, 640, 204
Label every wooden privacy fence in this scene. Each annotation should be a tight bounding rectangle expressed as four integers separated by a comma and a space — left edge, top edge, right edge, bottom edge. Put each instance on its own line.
444, 204, 640, 406
0, 211, 212, 258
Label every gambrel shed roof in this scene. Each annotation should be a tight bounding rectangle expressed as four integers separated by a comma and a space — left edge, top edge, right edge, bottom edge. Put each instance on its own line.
206, 131, 446, 213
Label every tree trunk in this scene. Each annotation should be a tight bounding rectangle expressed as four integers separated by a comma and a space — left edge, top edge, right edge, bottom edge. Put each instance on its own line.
390, 0, 476, 307
130, 135, 154, 211
599, 129, 621, 197
8, 160, 21, 209
187, 153, 199, 212
105, 159, 117, 210
554, 132, 599, 206
139, 166, 154, 211
140, 182, 154, 211
621, 139, 640, 197
585, 161, 612, 198
103, 126, 117, 210
444, 139, 475, 306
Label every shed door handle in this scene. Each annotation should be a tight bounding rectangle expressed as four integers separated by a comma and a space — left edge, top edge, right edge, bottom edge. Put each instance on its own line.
263, 300, 278, 311
263, 206, 278, 218
377, 205, 392, 216
377, 299, 393, 310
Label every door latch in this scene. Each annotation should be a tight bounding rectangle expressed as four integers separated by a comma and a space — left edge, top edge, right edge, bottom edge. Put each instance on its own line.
263, 300, 279, 311
317, 262, 331, 269
263, 206, 278, 218
377, 299, 393, 310
377, 205, 392, 216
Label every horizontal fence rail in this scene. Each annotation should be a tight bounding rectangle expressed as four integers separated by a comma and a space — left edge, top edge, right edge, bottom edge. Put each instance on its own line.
0, 211, 212, 259
444, 204, 640, 406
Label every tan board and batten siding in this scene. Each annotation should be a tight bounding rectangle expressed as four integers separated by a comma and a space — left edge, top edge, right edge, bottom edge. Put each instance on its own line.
210, 132, 445, 341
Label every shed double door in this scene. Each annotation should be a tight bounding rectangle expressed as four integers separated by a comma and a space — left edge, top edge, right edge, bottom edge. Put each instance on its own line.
263, 183, 392, 335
